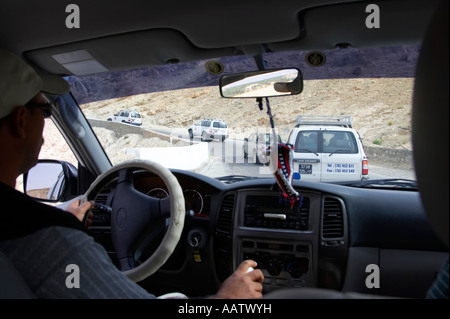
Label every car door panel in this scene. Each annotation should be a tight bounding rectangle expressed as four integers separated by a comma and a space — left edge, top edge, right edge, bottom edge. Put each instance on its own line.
321, 156, 362, 182
294, 157, 321, 181
321, 131, 362, 182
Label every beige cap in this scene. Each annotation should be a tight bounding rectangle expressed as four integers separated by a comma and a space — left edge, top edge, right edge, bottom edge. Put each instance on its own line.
0, 49, 69, 118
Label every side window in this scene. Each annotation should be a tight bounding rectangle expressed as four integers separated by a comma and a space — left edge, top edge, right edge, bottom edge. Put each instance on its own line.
16, 119, 78, 192
295, 131, 318, 153
201, 120, 211, 127
40, 120, 78, 164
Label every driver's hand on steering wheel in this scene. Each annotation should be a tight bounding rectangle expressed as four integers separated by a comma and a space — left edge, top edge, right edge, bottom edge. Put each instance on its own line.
66, 198, 94, 227
210, 260, 264, 299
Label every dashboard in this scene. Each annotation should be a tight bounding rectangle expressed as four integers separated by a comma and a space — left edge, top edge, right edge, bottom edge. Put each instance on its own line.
87, 169, 447, 298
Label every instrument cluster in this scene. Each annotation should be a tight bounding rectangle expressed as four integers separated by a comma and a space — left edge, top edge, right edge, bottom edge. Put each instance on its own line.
134, 173, 210, 218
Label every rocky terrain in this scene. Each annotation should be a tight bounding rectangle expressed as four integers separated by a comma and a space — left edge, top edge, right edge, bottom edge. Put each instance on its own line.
40, 45, 418, 166
80, 77, 414, 148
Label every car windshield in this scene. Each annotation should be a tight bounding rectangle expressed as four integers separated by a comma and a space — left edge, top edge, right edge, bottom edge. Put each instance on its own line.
66, 45, 417, 184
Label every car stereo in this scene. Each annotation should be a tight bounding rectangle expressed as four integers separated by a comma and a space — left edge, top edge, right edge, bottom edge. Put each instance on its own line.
243, 195, 310, 231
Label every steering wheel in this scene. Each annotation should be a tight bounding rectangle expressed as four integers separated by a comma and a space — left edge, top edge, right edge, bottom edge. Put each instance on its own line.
83, 159, 185, 282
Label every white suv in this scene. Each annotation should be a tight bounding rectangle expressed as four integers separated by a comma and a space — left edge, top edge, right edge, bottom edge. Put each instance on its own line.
107, 110, 142, 126
287, 115, 368, 182
243, 132, 282, 164
188, 119, 228, 142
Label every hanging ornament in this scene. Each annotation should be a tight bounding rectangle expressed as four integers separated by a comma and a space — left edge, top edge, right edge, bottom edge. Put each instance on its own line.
258, 97, 301, 209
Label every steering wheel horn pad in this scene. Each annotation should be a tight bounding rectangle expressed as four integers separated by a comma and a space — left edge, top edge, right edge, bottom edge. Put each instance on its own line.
84, 159, 185, 282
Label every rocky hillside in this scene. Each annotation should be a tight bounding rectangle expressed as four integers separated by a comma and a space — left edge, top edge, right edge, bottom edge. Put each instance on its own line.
80, 77, 415, 151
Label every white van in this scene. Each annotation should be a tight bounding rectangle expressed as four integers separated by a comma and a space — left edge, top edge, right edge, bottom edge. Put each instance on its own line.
287, 115, 368, 182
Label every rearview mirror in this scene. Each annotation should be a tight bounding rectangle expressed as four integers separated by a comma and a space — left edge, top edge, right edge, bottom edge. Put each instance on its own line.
220, 68, 303, 98
23, 160, 78, 202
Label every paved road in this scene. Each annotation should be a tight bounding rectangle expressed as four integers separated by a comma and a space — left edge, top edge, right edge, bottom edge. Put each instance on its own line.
195, 138, 416, 181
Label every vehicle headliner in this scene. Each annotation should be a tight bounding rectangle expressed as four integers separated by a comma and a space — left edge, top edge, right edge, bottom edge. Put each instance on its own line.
0, 0, 440, 77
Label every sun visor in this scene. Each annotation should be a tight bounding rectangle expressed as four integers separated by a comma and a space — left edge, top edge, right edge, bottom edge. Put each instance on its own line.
24, 29, 237, 76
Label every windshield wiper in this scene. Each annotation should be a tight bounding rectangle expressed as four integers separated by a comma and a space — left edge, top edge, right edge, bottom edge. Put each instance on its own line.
328, 149, 348, 156
297, 148, 319, 156
334, 178, 418, 190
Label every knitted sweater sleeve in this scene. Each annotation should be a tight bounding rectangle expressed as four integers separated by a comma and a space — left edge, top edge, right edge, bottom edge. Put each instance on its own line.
0, 226, 157, 299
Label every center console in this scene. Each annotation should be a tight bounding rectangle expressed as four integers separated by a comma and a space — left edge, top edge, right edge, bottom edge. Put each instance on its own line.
240, 238, 313, 289
233, 190, 321, 292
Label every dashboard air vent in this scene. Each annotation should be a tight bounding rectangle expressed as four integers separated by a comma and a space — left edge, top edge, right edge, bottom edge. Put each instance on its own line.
322, 197, 344, 238
216, 194, 235, 234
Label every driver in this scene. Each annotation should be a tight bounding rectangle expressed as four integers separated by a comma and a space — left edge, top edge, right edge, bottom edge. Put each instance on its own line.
0, 49, 264, 299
